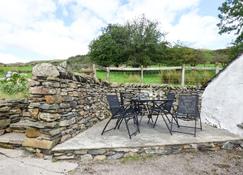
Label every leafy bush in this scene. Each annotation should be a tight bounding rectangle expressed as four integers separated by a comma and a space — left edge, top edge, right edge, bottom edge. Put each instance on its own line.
0, 73, 28, 95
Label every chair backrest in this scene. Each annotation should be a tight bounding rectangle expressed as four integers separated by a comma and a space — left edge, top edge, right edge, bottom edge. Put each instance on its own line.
164, 92, 175, 112
135, 91, 150, 100
177, 94, 199, 116
106, 94, 121, 116
120, 92, 134, 106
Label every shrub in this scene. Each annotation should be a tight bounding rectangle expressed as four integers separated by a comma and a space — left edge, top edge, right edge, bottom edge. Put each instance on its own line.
0, 73, 28, 95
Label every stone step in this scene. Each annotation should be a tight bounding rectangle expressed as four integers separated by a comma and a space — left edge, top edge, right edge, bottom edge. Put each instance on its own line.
52, 139, 243, 161
0, 133, 26, 148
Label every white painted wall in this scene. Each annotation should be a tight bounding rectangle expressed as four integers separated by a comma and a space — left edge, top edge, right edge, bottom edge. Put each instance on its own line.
201, 54, 243, 137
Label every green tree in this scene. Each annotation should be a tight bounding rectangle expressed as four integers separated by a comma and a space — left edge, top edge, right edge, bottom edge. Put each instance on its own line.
164, 45, 204, 66
126, 15, 166, 66
89, 16, 168, 67
89, 24, 129, 66
218, 0, 243, 57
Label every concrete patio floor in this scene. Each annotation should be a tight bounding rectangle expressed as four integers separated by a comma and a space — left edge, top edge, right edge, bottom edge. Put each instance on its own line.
53, 117, 243, 151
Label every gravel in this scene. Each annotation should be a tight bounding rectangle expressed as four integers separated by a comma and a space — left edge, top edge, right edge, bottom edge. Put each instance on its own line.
70, 150, 243, 175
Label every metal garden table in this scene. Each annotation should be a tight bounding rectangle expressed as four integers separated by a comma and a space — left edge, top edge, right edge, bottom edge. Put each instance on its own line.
131, 97, 174, 134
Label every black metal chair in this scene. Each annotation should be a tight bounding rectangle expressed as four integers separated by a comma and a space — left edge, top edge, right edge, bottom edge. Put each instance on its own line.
170, 94, 202, 137
120, 91, 135, 106
101, 94, 139, 139
150, 92, 179, 134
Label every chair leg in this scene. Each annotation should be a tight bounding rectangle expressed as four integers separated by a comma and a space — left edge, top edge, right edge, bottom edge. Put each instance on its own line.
117, 118, 123, 129
114, 118, 121, 129
101, 118, 112, 135
125, 118, 132, 139
147, 114, 150, 124
170, 114, 175, 132
162, 115, 172, 135
135, 115, 140, 133
170, 113, 179, 128
199, 117, 202, 130
194, 119, 197, 137
153, 114, 159, 128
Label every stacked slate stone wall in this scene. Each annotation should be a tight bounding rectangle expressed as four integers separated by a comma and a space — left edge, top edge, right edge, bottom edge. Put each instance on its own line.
0, 99, 28, 135
19, 63, 110, 151
110, 84, 204, 110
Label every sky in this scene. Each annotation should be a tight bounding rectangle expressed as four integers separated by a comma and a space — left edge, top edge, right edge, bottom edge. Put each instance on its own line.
0, 0, 234, 63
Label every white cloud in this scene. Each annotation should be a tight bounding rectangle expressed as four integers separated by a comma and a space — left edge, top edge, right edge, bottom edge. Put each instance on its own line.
0, 0, 233, 63
167, 11, 234, 49
0, 53, 32, 64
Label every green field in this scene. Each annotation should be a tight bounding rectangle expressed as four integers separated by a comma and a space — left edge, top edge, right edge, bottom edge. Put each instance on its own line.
0, 66, 32, 78
97, 71, 161, 84
96, 69, 216, 85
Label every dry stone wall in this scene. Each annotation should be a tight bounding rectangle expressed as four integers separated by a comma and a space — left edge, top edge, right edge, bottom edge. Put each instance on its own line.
110, 84, 204, 109
16, 63, 110, 151
0, 99, 28, 135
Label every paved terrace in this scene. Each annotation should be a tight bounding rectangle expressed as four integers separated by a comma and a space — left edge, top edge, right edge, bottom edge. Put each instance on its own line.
53, 117, 242, 152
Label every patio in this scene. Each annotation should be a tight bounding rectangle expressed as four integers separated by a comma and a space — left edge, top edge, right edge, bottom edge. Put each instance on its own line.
52, 117, 243, 160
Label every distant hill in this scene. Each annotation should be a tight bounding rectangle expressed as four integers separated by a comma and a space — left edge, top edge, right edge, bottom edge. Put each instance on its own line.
0, 47, 233, 70
0, 59, 66, 67
66, 55, 92, 72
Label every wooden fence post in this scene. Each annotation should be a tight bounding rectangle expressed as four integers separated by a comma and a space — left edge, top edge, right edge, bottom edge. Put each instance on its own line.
181, 64, 185, 86
141, 65, 144, 84
92, 64, 96, 79
106, 67, 110, 82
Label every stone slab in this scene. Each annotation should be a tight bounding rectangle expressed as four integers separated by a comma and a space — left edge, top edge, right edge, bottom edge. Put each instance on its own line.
23, 137, 59, 150
0, 133, 26, 145
53, 118, 243, 152
0, 148, 78, 175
